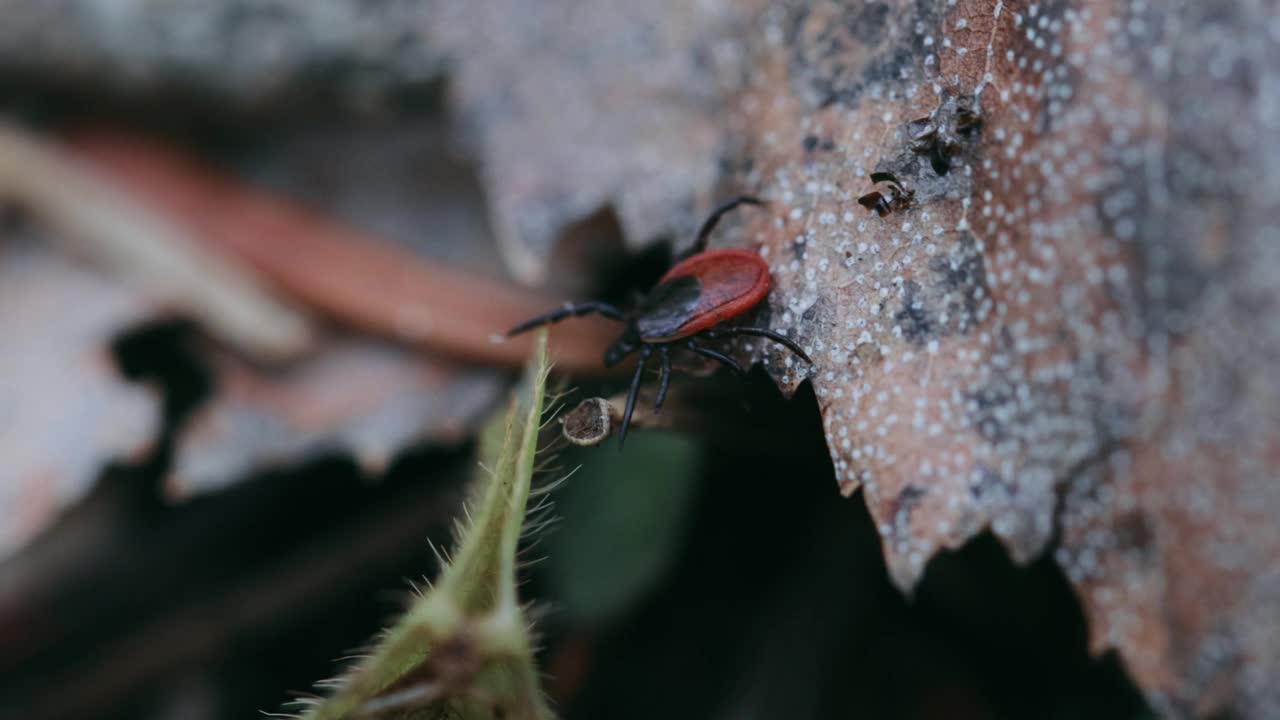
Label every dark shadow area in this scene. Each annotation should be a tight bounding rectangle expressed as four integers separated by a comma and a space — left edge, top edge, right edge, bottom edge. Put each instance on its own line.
0, 445, 473, 720
555, 377, 1149, 720
0, 323, 474, 720
548, 204, 675, 305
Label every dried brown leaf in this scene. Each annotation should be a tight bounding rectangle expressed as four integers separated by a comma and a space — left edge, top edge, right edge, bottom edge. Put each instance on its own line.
727, 2, 1280, 716
439, 1, 1280, 715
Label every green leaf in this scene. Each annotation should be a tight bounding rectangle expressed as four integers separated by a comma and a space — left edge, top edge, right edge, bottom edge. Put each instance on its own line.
544, 431, 701, 625
294, 330, 554, 720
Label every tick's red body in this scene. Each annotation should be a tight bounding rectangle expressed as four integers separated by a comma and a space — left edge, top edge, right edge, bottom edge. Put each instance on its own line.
507, 196, 810, 448
644, 249, 771, 341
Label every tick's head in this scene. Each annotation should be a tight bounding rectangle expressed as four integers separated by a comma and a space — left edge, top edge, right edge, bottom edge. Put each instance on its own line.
604, 327, 640, 367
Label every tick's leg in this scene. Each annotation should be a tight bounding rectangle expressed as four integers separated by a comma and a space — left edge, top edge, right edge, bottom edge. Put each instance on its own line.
680, 195, 765, 259
685, 339, 745, 374
705, 327, 813, 364
507, 301, 625, 336
619, 344, 653, 450
653, 345, 672, 414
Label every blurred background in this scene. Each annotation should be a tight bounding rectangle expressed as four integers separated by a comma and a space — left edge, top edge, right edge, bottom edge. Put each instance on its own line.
4, 1, 1273, 718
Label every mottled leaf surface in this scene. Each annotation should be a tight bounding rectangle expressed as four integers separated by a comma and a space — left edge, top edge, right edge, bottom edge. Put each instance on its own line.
439, 1, 1280, 716
740, 2, 1280, 716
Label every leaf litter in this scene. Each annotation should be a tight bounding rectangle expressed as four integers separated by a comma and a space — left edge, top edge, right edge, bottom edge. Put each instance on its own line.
432, 1, 1280, 715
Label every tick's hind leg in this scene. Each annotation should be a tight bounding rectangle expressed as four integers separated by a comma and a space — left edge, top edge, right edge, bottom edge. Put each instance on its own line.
507, 301, 625, 336
684, 339, 745, 374
618, 344, 654, 450
704, 327, 812, 364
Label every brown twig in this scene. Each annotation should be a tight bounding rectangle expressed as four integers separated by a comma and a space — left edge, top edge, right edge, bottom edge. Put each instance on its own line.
63, 129, 619, 371
0, 123, 312, 360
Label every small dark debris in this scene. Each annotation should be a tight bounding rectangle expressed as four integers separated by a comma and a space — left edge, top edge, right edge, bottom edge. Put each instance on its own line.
907, 117, 937, 153
859, 172, 913, 216
906, 94, 981, 177
858, 191, 893, 216
803, 134, 836, 152
857, 192, 889, 216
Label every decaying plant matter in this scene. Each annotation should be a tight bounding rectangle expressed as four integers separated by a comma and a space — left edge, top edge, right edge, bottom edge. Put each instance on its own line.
0, 0, 1275, 716
431, 1, 1280, 716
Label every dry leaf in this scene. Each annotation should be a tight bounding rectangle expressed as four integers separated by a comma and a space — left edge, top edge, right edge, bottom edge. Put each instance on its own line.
168, 339, 504, 499
728, 2, 1280, 716
428, 0, 745, 284
436, 1, 1280, 715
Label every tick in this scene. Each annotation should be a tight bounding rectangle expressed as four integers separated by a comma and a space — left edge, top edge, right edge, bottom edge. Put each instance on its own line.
507, 196, 812, 447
